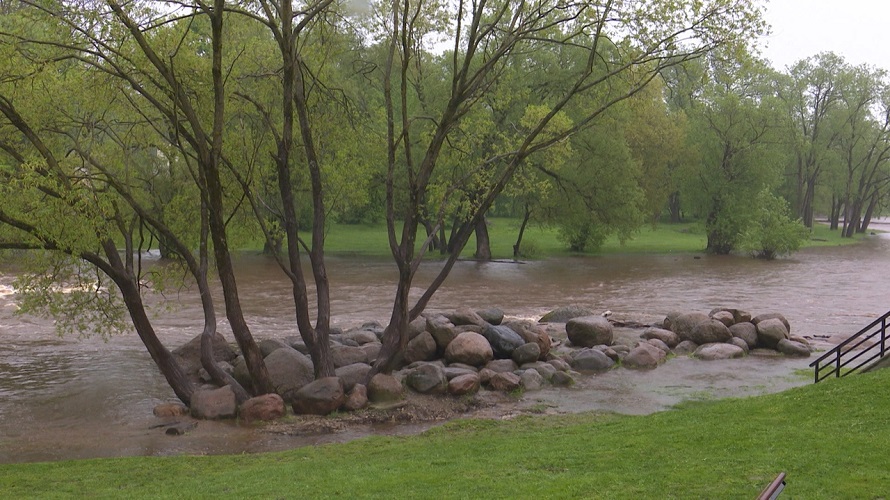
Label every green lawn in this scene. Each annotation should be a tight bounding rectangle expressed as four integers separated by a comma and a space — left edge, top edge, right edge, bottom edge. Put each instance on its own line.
2, 369, 889, 498
319, 218, 866, 259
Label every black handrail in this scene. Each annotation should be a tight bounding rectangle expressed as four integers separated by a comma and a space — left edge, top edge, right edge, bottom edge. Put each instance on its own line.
757, 472, 786, 500
810, 310, 890, 382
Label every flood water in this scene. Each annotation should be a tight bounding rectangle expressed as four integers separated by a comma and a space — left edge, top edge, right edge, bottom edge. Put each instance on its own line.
2, 227, 890, 463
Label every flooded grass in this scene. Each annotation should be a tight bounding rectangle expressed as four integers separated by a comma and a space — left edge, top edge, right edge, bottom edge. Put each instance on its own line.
3, 368, 890, 498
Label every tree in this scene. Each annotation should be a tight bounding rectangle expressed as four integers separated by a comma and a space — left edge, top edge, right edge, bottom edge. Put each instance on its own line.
740, 190, 809, 259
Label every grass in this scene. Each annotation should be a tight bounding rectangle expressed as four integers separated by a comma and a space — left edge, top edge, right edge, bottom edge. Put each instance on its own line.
317, 218, 866, 260
4, 369, 890, 498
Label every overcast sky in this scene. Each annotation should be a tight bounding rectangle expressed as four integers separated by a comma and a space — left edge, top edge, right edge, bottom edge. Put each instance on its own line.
759, 0, 890, 71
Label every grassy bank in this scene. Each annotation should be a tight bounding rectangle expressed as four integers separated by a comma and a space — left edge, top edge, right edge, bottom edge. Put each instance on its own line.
3, 369, 889, 498
320, 218, 868, 259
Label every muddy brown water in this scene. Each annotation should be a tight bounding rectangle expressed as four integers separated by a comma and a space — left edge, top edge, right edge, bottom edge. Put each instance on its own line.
2, 227, 890, 463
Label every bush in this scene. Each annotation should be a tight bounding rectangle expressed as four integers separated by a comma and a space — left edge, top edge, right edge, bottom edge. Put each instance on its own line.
740, 191, 809, 259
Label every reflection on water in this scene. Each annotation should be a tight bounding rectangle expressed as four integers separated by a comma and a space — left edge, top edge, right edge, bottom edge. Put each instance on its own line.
1, 231, 890, 462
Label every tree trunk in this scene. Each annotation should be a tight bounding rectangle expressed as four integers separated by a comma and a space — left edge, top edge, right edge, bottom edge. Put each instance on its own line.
513, 205, 531, 259
829, 195, 840, 230
668, 191, 682, 223
474, 215, 492, 261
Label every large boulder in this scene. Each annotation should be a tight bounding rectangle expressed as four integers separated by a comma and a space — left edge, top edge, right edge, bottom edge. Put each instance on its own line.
709, 310, 735, 327
407, 316, 428, 341
239, 393, 286, 423
673, 340, 699, 356
694, 343, 746, 361
566, 316, 613, 348
489, 372, 522, 392
448, 373, 481, 396
427, 314, 459, 351
641, 327, 680, 348
446, 308, 487, 327
776, 339, 811, 357
504, 320, 552, 358
662, 311, 683, 331
344, 329, 379, 346
728, 337, 750, 354
343, 384, 368, 411
331, 345, 368, 368
539, 306, 595, 323
265, 347, 315, 403
367, 374, 404, 403
570, 348, 615, 372
512, 343, 541, 366
443, 366, 478, 380
623, 342, 667, 370
520, 369, 545, 391
521, 361, 557, 381
756, 318, 790, 349
688, 319, 733, 345
484, 359, 519, 373
292, 377, 346, 415
173, 332, 238, 375
752, 313, 791, 334
335, 363, 372, 393
406, 364, 448, 394
444, 332, 494, 367
190, 385, 237, 419
477, 308, 505, 326
710, 308, 752, 324
482, 325, 526, 358
729, 322, 758, 349
258, 339, 291, 358
404, 331, 438, 364
669, 312, 711, 342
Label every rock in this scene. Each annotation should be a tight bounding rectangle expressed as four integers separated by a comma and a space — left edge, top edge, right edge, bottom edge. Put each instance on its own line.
408, 316, 428, 341
512, 343, 541, 365
565, 316, 613, 347
172, 332, 238, 375
367, 374, 404, 403
504, 320, 552, 359
265, 347, 315, 403
673, 340, 699, 356
520, 369, 545, 391
551, 371, 575, 387
482, 325, 526, 358
689, 319, 733, 345
154, 402, 189, 418
594, 345, 620, 362
360, 322, 385, 339
477, 308, 505, 325
728, 337, 750, 354
710, 310, 735, 327
190, 386, 237, 419
729, 322, 758, 349
331, 345, 368, 368
427, 314, 458, 351
570, 348, 615, 372
232, 356, 251, 388
776, 339, 811, 357
789, 335, 811, 346
443, 366, 478, 380
662, 311, 683, 331
623, 342, 667, 369
329, 334, 358, 347
292, 377, 346, 416
539, 306, 597, 323
485, 359, 520, 373
406, 364, 448, 394
710, 308, 752, 324
285, 337, 310, 355
521, 361, 557, 381
752, 313, 791, 334
239, 394, 286, 423
448, 373, 481, 396
259, 339, 291, 358
199, 361, 234, 384
694, 343, 746, 360
646, 338, 671, 353
670, 312, 711, 342
344, 330, 379, 346
489, 372, 522, 392
478, 368, 496, 385
446, 308, 487, 327
404, 331, 438, 364
343, 384, 368, 411
335, 363, 372, 392
547, 359, 571, 372
756, 318, 790, 349
444, 332, 494, 367
641, 327, 680, 348
360, 343, 381, 363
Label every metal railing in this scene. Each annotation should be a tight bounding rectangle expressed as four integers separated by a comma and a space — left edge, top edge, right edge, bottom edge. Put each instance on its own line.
810, 310, 890, 383
756, 472, 786, 500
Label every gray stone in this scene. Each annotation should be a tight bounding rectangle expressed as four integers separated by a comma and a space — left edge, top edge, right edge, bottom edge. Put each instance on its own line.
284, 336, 310, 355
776, 339, 811, 357
566, 316, 613, 348
641, 327, 680, 348
489, 372, 522, 392
447, 363, 479, 372
752, 313, 791, 334
335, 363, 372, 392
710, 308, 752, 324
756, 318, 790, 349
259, 339, 291, 358
694, 343, 746, 360
520, 369, 545, 391
367, 374, 404, 403
484, 359, 519, 373
551, 371, 575, 387
710, 310, 735, 327
360, 343, 381, 363
512, 342, 541, 365
548, 359, 571, 372
343, 384, 368, 411
520, 361, 557, 381
673, 340, 699, 356
504, 320, 552, 358
444, 332, 494, 367
728, 336, 750, 354
265, 347, 315, 404
662, 311, 683, 331
408, 316, 428, 341
292, 377, 345, 416
172, 332, 238, 375
427, 314, 459, 351
729, 322, 758, 349
331, 344, 368, 368
646, 338, 671, 353
623, 342, 667, 369
689, 319, 733, 345
570, 349, 615, 372
446, 308, 487, 327
406, 364, 448, 394
404, 331, 438, 364
344, 329, 379, 345
593, 344, 620, 362
477, 308, 505, 325
482, 325, 526, 358
670, 312, 711, 342
448, 373, 481, 395
190, 385, 237, 419
478, 368, 496, 385
539, 306, 596, 323
443, 366, 478, 380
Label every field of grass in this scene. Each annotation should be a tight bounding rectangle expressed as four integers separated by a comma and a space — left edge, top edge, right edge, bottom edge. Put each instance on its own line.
320, 218, 866, 259
2, 368, 889, 498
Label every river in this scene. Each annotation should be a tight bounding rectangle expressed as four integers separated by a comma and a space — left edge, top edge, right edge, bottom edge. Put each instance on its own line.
2, 228, 889, 463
